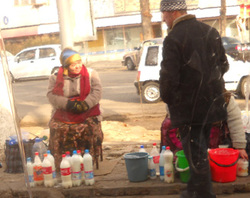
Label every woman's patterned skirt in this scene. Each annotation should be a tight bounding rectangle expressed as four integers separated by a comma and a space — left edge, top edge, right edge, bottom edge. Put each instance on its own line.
48, 116, 103, 171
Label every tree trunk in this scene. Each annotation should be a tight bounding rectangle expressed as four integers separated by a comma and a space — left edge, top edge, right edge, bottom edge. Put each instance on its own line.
220, 0, 226, 37
140, 0, 153, 41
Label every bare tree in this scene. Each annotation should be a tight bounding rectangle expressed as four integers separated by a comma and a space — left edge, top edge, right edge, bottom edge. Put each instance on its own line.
140, 0, 153, 40
220, 0, 226, 37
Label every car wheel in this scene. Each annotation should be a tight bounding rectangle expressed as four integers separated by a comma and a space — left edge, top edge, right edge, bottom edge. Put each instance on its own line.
51, 67, 59, 74
239, 76, 250, 98
126, 58, 135, 70
141, 82, 161, 103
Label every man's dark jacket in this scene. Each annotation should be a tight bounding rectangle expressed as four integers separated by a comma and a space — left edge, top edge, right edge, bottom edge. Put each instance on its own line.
160, 15, 229, 128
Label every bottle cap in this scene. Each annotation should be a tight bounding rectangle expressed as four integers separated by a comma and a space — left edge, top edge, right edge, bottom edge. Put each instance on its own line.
35, 152, 39, 155
140, 145, 144, 148
153, 143, 156, 146
44, 153, 47, 157
27, 157, 31, 162
77, 150, 81, 154
162, 146, 166, 150
85, 149, 89, 153
73, 150, 77, 154
148, 156, 153, 159
47, 150, 51, 154
166, 146, 170, 150
62, 154, 66, 158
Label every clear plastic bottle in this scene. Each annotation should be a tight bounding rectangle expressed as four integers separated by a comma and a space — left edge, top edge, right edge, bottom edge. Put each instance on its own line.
77, 150, 85, 183
159, 146, 166, 181
66, 151, 72, 167
71, 150, 82, 186
148, 156, 157, 179
32, 138, 47, 161
139, 145, 147, 153
26, 157, 35, 187
150, 143, 160, 175
83, 149, 95, 185
237, 158, 249, 177
42, 153, 54, 187
164, 146, 174, 183
33, 152, 44, 186
47, 150, 57, 184
60, 154, 72, 189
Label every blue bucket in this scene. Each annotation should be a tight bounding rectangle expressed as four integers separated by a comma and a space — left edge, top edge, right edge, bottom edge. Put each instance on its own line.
124, 152, 148, 182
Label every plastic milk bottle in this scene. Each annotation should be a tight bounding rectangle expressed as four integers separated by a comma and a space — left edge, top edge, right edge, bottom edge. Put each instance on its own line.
237, 158, 249, 177
159, 146, 166, 181
26, 157, 35, 187
77, 150, 85, 183
33, 152, 44, 186
60, 154, 72, 188
47, 150, 57, 184
164, 146, 174, 183
42, 153, 54, 187
148, 156, 157, 179
83, 149, 95, 185
139, 145, 147, 153
71, 150, 82, 186
150, 143, 160, 175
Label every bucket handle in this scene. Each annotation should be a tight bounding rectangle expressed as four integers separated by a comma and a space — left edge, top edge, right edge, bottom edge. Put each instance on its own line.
208, 154, 239, 167
175, 158, 189, 172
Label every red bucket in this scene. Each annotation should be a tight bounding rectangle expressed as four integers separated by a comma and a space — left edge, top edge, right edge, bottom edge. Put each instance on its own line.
208, 148, 239, 183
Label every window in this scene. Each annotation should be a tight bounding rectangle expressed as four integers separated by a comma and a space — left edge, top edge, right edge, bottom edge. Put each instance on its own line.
17, 49, 36, 62
145, 46, 159, 66
39, 48, 56, 59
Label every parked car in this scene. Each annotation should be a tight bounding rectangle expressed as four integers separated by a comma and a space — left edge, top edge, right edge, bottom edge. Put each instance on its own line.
9, 44, 61, 81
221, 36, 250, 62
121, 37, 163, 70
0, 50, 14, 63
134, 44, 250, 103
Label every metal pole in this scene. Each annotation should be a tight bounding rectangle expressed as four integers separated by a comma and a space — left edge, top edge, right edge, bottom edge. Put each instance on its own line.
56, 0, 74, 49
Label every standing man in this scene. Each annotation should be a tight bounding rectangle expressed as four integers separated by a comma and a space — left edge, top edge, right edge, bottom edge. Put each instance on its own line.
159, 0, 229, 198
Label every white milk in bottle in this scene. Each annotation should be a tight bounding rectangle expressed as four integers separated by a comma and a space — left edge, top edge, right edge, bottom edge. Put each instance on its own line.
26, 157, 35, 187
237, 158, 249, 176
150, 143, 160, 175
60, 154, 72, 188
47, 150, 57, 184
33, 152, 44, 186
83, 149, 95, 185
148, 156, 157, 179
164, 146, 174, 183
77, 150, 85, 183
139, 145, 147, 153
42, 153, 54, 187
71, 150, 82, 186
159, 146, 166, 181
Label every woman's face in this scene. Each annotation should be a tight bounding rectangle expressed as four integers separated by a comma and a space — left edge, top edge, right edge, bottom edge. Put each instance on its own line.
68, 60, 82, 74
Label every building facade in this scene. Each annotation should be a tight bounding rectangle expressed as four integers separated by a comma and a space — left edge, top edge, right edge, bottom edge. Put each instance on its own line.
0, 0, 245, 58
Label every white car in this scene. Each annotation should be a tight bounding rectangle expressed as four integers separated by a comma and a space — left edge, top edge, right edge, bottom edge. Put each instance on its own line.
9, 44, 61, 81
134, 44, 250, 103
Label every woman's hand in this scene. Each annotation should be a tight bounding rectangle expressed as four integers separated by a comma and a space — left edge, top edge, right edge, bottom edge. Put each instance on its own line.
237, 149, 249, 160
66, 100, 89, 114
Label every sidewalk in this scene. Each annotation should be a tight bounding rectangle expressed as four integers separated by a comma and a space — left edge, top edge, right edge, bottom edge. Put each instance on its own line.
1, 142, 250, 198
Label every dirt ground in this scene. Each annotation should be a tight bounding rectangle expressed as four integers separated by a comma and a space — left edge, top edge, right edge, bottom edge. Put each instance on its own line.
21, 116, 165, 144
